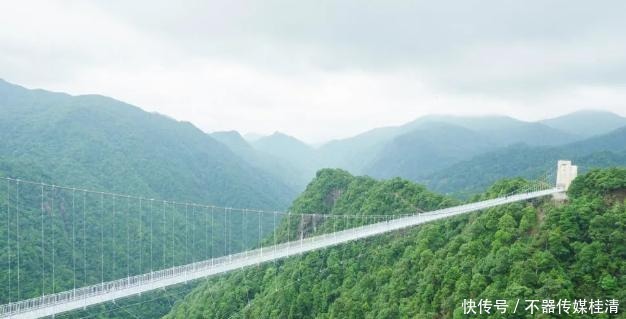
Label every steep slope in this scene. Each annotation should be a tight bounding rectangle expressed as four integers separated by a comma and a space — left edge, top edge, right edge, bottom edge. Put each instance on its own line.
252, 132, 320, 180
406, 114, 580, 146
165, 168, 625, 318
541, 110, 626, 137
317, 114, 579, 178
0, 79, 296, 317
0, 79, 294, 208
317, 125, 403, 173
422, 126, 626, 197
364, 122, 496, 180
211, 131, 309, 190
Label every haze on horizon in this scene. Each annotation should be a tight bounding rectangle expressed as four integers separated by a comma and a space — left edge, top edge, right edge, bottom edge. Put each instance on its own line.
1, 0, 626, 143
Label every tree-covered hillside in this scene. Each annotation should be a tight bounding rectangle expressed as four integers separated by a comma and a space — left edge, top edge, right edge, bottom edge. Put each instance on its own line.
0, 79, 295, 209
422, 127, 626, 198
236, 114, 590, 186
540, 110, 626, 138
165, 168, 625, 318
211, 131, 310, 190
364, 122, 496, 180
0, 79, 296, 318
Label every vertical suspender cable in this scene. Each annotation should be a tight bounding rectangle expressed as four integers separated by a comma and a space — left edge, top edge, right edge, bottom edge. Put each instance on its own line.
273, 211, 277, 262
112, 195, 116, 277
205, 205, 208, 261
185, 204, 188, 263
16, 180, 20, 300
83, 191, 86, 286
72, 188, 76, 291
150, 199, 153, 272
162, 200, 166, 269
242, 208, 246, 255
127, 196, 130, 278
211, 206, 214, 264
40, 183, 44, 297
7, 179, 11, 302
191, 204, 194, 265
51, 184, 55, 295
171, 202, 175, 267
100, 192, 104, 284
139, 198, 142, 273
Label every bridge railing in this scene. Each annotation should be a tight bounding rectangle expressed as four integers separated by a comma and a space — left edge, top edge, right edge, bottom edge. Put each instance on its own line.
0, 187, 562, 318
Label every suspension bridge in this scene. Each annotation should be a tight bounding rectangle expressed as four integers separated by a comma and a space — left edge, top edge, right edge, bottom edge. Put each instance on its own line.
0, 165, 570, 318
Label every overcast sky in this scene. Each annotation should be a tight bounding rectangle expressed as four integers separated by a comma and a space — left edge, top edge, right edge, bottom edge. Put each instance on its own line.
1, 1, 625, 143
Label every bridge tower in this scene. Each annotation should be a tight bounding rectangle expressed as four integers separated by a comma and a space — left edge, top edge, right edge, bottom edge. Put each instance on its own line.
556, 160, 578, 191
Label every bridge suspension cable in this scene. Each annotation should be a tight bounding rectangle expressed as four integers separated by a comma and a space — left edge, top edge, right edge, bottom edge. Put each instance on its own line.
0, 173, 559, 319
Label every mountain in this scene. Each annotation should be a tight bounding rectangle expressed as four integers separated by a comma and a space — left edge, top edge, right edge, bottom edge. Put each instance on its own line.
0, 79, 296, 317
252, 132, 320, 180
541, 110, 626, 137
165, 168, 626, 318
406, 114, 580, 146
422, 126, 626, 197
242, 132, 265, 143
0, 79, 294, 208
316, 121, 418, 174
253, 132, 315, 160
225, 113, 608, 188
364, 122, 496, 180
566, 126, 626, 154
211, 130, 256, 155
316, 114, 579, 177
211, 130, 309, 190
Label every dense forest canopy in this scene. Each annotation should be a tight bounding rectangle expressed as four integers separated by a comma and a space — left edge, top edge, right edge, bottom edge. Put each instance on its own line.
1, 79, 624, 318
166, 168, 625, 318
0, 80, 296, 318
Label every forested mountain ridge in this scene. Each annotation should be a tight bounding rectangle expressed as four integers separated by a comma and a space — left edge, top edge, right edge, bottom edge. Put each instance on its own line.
165, 168, 626, 318
541, 110, 626, 138
0, 79, 296, 318
0, 79, 294, 208
363, 122, 497, 180
250, 132, 321, 188
211, 130, 310, 190
404, 114, 580, 146
216, 112, 624, 194
422, 126, 626, 197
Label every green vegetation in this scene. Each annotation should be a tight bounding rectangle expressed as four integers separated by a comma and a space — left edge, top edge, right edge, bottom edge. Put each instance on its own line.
218, 111, 626, 199
568, 168, 626, 198
211, 131, 310, 190
0, 80, 294, 209
422, 126, 626, 198
364, 122, 495, 180
166, 168, 625, 318
2, 79, 625, 318
0, 79, 296, 318
540, 110, 626, 138
252, 132, 320, 183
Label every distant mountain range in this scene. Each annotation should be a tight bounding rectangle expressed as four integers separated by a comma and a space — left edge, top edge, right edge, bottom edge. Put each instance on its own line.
541, 110, 626, 137
2, 78, 625, 199
0, 78, 295, 209
421, 130, 626, 198
217, 108, 626, 195
0, 78, 300, 317
2, 79, 624, 318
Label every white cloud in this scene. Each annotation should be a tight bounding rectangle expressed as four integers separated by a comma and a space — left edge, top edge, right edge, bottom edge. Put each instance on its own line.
1, 0, 625, 143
